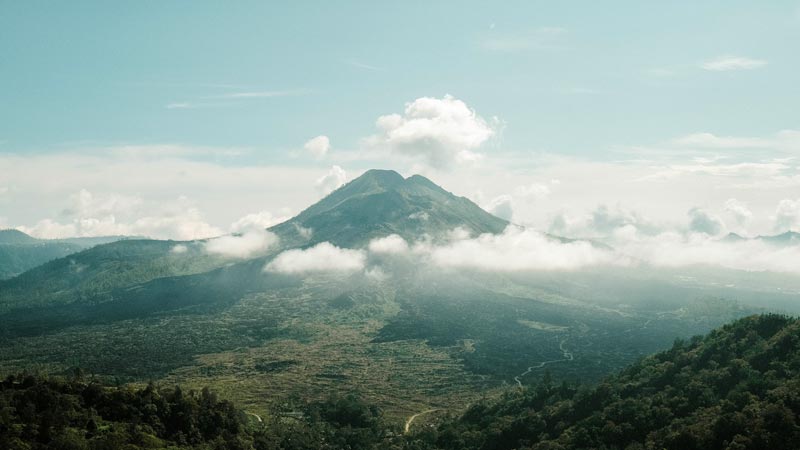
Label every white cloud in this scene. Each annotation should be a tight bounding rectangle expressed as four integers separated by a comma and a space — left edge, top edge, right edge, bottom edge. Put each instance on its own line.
366, 95, 497, 168
672, 132, 771, 149
230, 211, 290, 233
304, 135, 331, 159
549, 205, 661, 239
724, 198, 752, 227
16, 190, 223, 240
171, 244, 188, 254
368, 234, 409, 254
265, 242, 366, 274
486, 195, 514, 221
429, 226, 626, 271
315, 165, 347, 195
688, 207, 725, 236
701, 56, 767, 71
774, 198, 800, 231
617, 232, 800, 274
514, 182, 552, 200
205, 229, 279, 259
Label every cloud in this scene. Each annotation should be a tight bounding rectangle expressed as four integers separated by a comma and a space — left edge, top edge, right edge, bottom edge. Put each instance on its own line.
701, 56, 766, 71
617, 232, 800, 274
368, 234, 409, 254
366, 95, 497, 168
688, 208, 725, 236
481, 27, 567, 52
774, 198, 800, 231
549, 205, 661, 239
428, 226, 626, 271
16, 190, 223, 240
724, 198, 752, 227
316, 165, 347, 195
205, 229, 278, 259
486, 195, 514, 221
265, 242, 366, 274
171, 244, 188, 254
672, 132, 771, 149
230, 211, 290, 233
304, 135, 331, 159
166, 89, 308, 109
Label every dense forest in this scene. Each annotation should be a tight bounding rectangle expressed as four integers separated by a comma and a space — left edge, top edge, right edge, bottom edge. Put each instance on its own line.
2, 314, 799, 449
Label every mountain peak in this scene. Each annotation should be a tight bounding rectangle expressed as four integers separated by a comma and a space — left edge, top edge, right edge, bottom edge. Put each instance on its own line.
270, 169, 508, 247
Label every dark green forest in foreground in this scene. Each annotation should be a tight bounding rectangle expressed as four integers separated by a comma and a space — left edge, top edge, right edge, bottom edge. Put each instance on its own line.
2, 314, 799, 450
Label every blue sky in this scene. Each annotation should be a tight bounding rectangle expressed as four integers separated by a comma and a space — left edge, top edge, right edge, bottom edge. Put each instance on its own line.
1, 1, 799, 242
2, 1, 798, 157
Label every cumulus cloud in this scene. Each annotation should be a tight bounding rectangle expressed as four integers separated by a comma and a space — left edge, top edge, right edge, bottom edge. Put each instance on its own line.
367, 95, 497, 168
265, 242, 366, 274
486, 195, 514, 221
549, 205, 660, 239
428, 227, 626, 271
701, 56, 766, 71
316, 166, 347, 196
304, 135, 331, 159
688, 207, 725, 236
205, 229, 279, 259
368, 234, 409, 254
774, 198, 800, 231
724, 198, 752, 228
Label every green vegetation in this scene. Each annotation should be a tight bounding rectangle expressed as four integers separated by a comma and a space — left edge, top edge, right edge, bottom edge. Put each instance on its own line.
3, 314, 799, 449
0, 230, 125, 280
411, 314, 800, 449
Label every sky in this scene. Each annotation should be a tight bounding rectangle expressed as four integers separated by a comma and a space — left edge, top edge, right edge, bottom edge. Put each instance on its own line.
1, 1, 799, 243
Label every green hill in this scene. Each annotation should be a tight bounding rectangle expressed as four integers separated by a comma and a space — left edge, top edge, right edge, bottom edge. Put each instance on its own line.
0, 230, 127, 280
418, 314, 800, 450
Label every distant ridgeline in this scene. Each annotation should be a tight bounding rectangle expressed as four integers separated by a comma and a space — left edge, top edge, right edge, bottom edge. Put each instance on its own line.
2, 314, 799, 449
0, 229, 127, 280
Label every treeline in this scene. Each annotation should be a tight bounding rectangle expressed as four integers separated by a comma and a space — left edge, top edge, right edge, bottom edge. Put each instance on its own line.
3, 314, 800, 449
0, 372, 397, 450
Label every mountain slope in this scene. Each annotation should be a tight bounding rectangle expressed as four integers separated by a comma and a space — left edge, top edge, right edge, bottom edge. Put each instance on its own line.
0, 230, 127, 279
423, 314, 800, 450
270, 169, 508, 247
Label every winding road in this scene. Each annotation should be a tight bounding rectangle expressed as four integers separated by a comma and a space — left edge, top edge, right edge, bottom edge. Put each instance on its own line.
513, 338, 574, 388
404, 409, 442, 434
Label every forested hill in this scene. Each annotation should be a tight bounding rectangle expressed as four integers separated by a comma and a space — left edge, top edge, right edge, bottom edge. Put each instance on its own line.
422, 314, 800, 450
2, 314, 799, 449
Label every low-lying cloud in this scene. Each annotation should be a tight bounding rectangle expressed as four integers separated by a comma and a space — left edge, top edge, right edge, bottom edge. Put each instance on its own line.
265, 242, 366, 274
205, 229, 279, 259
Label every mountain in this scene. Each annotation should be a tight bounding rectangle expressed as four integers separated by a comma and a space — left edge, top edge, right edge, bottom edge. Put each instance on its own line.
759, 230, 800, 246
720, 231, 800, 246
270, 169, 508, 247
0, 229, 127, 280
0, 170, 781, 424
